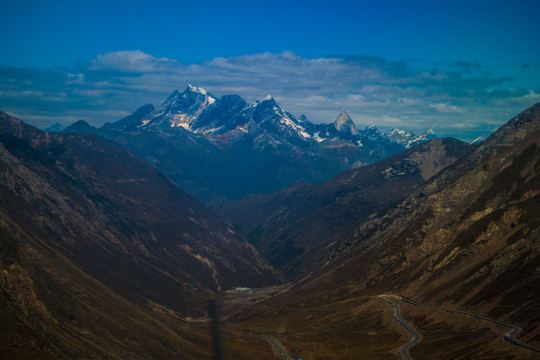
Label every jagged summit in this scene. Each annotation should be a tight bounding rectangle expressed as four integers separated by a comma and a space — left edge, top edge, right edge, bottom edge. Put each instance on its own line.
162, 85, 216, 107
164, 89, 181, 103
364, 123, 381, 139
187, 84, 209, 95
384, 127, 437, 148
333, 109, 358, 135
148, 85, 217, 130
298, 114, 308, 123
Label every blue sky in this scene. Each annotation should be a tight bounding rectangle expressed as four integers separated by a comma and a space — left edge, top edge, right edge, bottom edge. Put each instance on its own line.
1, 0, 539, 141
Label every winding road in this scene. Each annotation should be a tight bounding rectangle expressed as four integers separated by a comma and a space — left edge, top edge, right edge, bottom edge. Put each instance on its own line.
398, 295, 540, 355
441, 307, 540, 354
379, 295, 421, 360
380, 294, 540, 358
261, 335, 293, 360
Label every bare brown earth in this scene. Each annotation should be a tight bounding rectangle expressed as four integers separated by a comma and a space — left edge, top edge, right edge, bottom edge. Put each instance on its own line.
218, 103, 540, 359
0, 111, 280, 359
2, 103, 540, 359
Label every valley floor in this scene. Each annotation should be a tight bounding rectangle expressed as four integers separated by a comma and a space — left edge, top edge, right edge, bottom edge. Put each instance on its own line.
216, 287, 540, 360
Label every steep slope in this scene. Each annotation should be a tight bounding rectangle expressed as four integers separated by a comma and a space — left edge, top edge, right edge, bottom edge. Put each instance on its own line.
217, 138, 471, 279
0, 111, 279, 314
101, 103, 155, 132
323, 102, 540, 306
0, 223, 214, 359
223, 103, 540, 360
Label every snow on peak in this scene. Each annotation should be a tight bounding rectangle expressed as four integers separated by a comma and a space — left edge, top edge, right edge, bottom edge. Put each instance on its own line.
187, 84, 207, 95
470, 136, 485, 144
263, 94, 274, 101
386, 127, 408, 136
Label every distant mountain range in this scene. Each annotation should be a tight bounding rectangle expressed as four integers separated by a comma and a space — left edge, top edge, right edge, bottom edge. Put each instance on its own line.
59, 85, 436, 204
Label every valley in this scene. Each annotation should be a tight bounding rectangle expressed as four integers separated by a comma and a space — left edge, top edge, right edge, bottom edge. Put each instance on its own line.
1, 100, 540, 359
2, 0, 538, 358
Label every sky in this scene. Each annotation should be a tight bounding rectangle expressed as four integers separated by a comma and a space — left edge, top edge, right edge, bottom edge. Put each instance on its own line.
0, 0, 539, 141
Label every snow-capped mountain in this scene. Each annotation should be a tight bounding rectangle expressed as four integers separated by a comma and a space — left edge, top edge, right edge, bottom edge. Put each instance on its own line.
384, 127, 437, 148
108, 85, 435, 151
63, 85, 436, 203
143, 85, 216, 130
129, 85, 332, 144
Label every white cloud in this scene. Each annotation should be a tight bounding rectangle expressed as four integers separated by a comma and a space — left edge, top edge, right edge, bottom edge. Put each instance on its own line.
0, 50, 538, 141
93, 50, 179, 73
429, 103, 463, 113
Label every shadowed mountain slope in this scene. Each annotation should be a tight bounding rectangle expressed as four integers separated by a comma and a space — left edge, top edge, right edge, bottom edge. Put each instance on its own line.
282, 102, 540, 357
321, 102, 540, 304
219, 103, 540, 360
217, 137, 471, 279
0, 111, 281, 357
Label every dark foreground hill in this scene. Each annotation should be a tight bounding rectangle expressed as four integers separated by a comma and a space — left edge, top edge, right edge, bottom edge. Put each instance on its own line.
217, 137, 471, 279
0, 111, 280, 358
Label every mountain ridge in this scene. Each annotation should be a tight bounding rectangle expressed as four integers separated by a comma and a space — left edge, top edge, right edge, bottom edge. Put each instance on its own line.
0, 110, 280, 313
60, 85, 437, 204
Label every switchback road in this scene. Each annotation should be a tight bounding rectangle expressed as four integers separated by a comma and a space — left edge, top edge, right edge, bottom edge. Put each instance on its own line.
379, 295, 421, 360
399, 295, 540, 355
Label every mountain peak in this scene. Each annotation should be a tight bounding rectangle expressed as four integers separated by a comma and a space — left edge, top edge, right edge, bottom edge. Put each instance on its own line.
62, 120, 99, 135
364, 124, 382, 139
45, 122, 65, 133
262, 94, 274, 101
163, 85, 214, 104
333, 109, 358, 135
254, 95, 280, 110
186, 84, 209, 95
